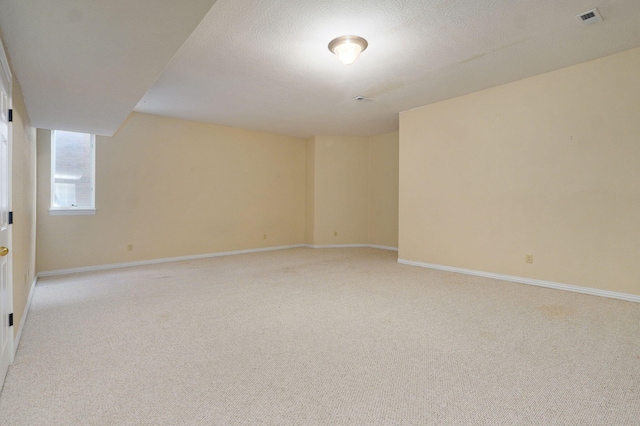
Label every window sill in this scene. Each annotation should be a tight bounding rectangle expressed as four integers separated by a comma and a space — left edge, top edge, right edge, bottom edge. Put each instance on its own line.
49, 208, 96, 216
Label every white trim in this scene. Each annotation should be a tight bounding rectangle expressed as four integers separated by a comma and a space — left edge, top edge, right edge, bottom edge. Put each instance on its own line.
397, 258, 640, 303
304, 244, 398, 251
38, 244, 307, 277
369, 245, 399, 252
37, 244, 400, 277
0, 35, 13, 384
305, 244, 369, 249
0, 37, 11, 82
13, 276, 37, 358
49, 208, 96, 216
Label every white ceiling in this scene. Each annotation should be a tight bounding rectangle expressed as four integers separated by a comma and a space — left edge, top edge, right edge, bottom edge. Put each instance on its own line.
2, 0, 640, 138
0, 0, 218, 135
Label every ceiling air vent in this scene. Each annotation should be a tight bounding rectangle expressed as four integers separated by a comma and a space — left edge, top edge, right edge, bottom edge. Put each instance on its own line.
576, 8, 603, 25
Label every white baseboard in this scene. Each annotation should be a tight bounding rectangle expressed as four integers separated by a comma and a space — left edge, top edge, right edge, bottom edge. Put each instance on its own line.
305, 244, 398, 251
397, 258, 640, 303
305, 244, 369, 249
13, 275, 38, 359
38, 244, 400, 278
369, 245, 399, 252
38, 244, 306, 277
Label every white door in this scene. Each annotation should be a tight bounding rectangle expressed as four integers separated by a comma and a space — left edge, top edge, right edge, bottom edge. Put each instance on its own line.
0, 40, 12, 389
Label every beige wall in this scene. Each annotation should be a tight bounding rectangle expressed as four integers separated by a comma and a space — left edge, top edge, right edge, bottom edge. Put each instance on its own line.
399, 47, 640, 295
304, 133, 399, 248
36, 113, 400, 272
11, 75, 37, 336
36, 113, 306, 272
304, 137, 315, 245
368, 131, 399, 248
308, 135, 369, 245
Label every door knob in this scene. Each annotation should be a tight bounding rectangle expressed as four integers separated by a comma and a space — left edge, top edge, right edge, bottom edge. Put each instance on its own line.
0, 246, 8, 256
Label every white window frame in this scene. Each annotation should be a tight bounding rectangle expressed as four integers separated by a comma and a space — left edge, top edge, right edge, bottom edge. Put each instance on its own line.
49, 130, 96, 216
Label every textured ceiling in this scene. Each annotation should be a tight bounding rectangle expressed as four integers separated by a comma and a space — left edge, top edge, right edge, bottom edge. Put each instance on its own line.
135, 0, 640, 137
2, 0, 640, 138
0, 0, 218, 135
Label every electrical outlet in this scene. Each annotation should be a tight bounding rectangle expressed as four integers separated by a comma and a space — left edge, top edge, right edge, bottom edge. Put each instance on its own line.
127, 244, 134, 252
526, 254, 533, 264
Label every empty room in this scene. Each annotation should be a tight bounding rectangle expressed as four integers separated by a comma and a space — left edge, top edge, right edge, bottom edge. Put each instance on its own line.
0, 0, 639, 424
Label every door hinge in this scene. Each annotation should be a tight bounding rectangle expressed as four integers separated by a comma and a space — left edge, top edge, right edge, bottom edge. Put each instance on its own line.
8, 211, 12, 225
8, 313, 13, 327
8, 109, 12, 122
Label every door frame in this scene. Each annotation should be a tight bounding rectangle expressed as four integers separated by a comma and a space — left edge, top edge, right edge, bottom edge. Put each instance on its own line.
0, 35, 14, 389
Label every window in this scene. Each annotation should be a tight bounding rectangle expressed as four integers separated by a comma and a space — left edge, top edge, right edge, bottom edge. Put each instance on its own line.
50, 130, 95, 215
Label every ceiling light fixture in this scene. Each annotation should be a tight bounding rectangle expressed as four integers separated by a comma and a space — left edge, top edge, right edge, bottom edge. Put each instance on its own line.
328, 35, 368, 65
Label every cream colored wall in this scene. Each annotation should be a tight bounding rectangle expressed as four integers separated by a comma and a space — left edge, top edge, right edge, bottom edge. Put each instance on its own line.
304, 133, 399, 248
399, 47, 640, 295
304, 137, 315, 245
36, 112, 306, 272
11, 75, 37, 337
310, 136, 369, 245
368, 131, 399, 248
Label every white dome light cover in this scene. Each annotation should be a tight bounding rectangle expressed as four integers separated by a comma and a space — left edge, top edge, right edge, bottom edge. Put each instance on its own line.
328, 35, 368, 65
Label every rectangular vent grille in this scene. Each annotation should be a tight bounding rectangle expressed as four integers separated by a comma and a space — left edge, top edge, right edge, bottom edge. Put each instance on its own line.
576, 8, 602, 25
580, 12, 595, 21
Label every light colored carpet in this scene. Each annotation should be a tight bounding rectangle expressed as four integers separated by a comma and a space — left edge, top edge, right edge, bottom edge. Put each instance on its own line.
0, 247, 638, 425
